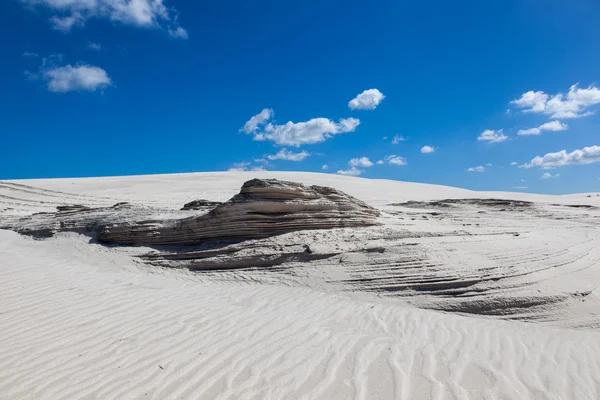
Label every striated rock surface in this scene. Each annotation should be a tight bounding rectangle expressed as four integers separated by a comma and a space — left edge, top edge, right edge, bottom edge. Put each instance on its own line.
99, 179, 380, 245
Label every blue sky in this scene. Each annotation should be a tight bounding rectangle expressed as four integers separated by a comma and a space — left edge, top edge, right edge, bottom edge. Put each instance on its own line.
1, 0, 600, 194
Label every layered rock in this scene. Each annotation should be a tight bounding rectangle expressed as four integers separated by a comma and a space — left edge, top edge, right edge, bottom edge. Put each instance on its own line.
99, 178, 380, 245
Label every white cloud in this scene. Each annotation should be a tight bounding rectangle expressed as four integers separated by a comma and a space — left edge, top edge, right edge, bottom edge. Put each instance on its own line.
321, 164, 328, 170
523, 145, 600, 169
168, 26, 188, 39
242, 109, 360, 147
348, 89, 385, 110
22, 51, 39, 57
87, 42, 102, 50
251, 165, 267, 171
241, 108, 274, 134
478, 129, 508, 143
41, 64, 112, 92
266, 148, 310, 162
348, 157, 373, 167
385, 155, 407, 166
21, 0, 186, 37
382, 136, 388, 140
510, 161, 519, 166
511, 84, 600, 118
518, 120, 568, 136
337, 166, 362, 176
421, 145, 434, 154
392, 134, 405, 144
485, 163, 492, 167
541, 172, 560, 180
467, 166, 485, 172
228, 162, 251, 171
512, 186, 528, 189
376, 160, 384, 165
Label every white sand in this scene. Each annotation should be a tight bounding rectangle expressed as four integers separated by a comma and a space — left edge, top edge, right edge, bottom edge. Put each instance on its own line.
1, 172, 600, 399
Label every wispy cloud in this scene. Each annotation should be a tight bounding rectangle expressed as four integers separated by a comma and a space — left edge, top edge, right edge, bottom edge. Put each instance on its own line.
87, 42, 102, 51
523, 145, 600, 169
20, 0, 187, 38
385, 155, 407, 166
467, 166, 485, 172
321, 164, 328, 170
541, 172, 560, 180
511, 84, 600, 118
348, 89, 385, 110
478, 129, 508, 143
241, 109, 360, 147
518, 120, 568, 136
228, 162, 266, 172
266, 148, 310, 161
392, 134, 405, 144
22, 51, 39, 58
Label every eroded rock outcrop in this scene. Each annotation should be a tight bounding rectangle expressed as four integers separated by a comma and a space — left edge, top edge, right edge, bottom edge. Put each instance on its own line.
99, 178, 380, 245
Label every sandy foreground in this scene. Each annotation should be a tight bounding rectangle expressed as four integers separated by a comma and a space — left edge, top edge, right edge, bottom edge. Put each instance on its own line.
1, 171, 599, 400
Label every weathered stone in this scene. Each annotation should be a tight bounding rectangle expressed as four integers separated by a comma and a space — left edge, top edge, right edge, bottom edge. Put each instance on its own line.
99, 179, 380, 245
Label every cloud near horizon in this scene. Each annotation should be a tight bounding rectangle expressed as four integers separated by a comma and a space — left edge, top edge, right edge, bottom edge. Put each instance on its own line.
511, 84, 600, 118
348, 89, 385, 110
20, 0, 187, 38
337, 166, 362, 176
266, 148, 310, 162
241, 109, 360, 147
522, 145, 600, 169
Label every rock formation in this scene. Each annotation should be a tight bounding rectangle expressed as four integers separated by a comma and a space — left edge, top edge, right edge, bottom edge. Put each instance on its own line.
99, 178, 380, 245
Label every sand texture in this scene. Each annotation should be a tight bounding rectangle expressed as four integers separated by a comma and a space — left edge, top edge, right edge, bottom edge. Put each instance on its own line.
1, 171, 600, 399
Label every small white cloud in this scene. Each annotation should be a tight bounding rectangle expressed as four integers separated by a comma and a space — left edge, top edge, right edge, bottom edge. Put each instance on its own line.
251, 165, 267, 171
385, 155, 407, 166
485, 163, 492, 167
321, 164, 328, 170
241, 108, 274, 134
421, 145, 435, 154
510, 161, 519, 166
87, 42, 102, 51
392, 134, 406, 144
348, 88, 385, 110
348, 157, 373, 167
541, 172, 560, 180
376, 160, 384, 165
228, 162, 251, 171
45, 65, 112, 92
241, 109, 360, 147
518, 120, 568, 136
478, 129, 508, 143
382, 136, 388, 140
523, 145, 600, 169
168, 26, 188, 39
467, 166, 485, 172
512, 186, 528, 189
21, 0, 187, 38
511, 84, 600, 118
337, 166, 362, 176
266, 148, 310, 162
22, 51, 39, 58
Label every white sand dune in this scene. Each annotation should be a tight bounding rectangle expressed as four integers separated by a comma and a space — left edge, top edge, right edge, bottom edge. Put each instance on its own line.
1, 172, 600, 399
